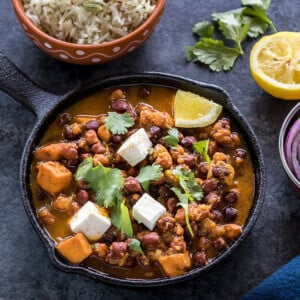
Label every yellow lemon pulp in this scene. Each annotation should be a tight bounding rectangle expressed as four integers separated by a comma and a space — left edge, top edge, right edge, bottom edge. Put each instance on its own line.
250, 31, 300, 100
174, 90, 222, 128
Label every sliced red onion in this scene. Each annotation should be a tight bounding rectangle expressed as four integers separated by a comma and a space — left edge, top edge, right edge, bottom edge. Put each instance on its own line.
284, 118, 300, 172
291, 131, 300, 180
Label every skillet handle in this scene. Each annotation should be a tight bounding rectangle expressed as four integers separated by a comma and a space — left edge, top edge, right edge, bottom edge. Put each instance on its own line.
0, 52, 60, 119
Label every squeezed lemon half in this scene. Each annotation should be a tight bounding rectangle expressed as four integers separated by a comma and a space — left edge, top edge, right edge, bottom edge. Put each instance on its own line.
250, 31, 300, 100
174, 90, 222, 128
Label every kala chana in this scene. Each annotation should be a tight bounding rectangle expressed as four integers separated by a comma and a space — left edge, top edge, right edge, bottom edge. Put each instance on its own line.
31, 85, 254, 279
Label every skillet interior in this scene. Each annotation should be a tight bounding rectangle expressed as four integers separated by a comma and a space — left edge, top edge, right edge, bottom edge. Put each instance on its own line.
20, 73, 265, 287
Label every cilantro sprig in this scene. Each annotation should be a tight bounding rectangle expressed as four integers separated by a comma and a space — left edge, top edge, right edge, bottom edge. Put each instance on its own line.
165, 128, 180, 149
194, 139, 211, 162
172, 167, 203, 202
75, 157, 133, 237
129, 238, 144, 254
105, 112, 134, 135
171, 187, 194, 238
186, 0, 277, 71
136, 164, 163, 191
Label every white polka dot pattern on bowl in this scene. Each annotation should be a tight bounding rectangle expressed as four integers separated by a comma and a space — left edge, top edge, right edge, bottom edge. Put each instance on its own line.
113, 47, 121, 53
76, 50, 85, 56
92, 58, 101, 63
59, 53, 69, 60
44, 42, 52, 49
24, 27, 153, 64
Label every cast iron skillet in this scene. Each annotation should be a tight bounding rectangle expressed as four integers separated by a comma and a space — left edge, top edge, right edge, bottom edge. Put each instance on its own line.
0, 53, 265, 287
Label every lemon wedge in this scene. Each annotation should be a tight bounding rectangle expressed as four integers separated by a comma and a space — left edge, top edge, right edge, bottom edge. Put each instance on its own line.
250, 32, 300, 100
174, 90, 222, 128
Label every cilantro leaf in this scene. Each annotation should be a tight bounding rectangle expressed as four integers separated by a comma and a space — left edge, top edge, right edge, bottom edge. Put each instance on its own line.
192, 21, 214, 38
217, 14, 250, 54
171, 187, 194, 238
172, 167, 203, 202
136, 164, 163, 191
165, 128, 179, 148
120, 201, 133, 237
185, 45, 197, 61
212, 8, 244, 22
105, 112, 134, 135
75, 157, 124, 207
75, 156, 94, 180
194, 140, 211, 162
243, 6, 277, 32
186, 1, 276, 72
192, 38, 240, 72
110, 202, 133, 237
129, 238, 143, 254
242, 15, 269, 38
241, 0, 271, 10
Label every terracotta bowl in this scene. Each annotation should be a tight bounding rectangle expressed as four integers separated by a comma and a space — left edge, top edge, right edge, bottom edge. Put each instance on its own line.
11, 0, 166, 64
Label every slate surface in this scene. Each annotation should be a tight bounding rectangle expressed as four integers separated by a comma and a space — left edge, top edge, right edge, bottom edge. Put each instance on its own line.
0, 0, 299, 299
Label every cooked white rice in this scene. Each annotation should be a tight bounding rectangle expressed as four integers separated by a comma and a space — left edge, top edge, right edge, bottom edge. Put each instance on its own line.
23, 0, 156, 44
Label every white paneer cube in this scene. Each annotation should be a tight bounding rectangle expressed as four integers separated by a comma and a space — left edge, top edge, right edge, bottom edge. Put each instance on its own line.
132, 193, 166, 230
69, 201, 111, 241
117, 128, 152, 166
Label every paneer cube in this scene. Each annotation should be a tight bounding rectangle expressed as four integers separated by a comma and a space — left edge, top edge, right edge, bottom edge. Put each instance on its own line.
56, 232, 92, 264
69, 201, 111, 241
36, 161, 72, 195
132, 193, 166, 230
117, 128, 152, 166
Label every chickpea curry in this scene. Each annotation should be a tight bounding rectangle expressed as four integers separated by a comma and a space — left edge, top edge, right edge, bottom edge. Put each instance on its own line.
30, 85, 254, 279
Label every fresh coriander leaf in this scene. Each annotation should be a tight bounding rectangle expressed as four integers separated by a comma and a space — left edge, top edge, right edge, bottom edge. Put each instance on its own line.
173, 167, 203, 202
212, 8, 244, 22
217, 14, 250, 53
75, 157, 124, 208
120, 201, 133, 237
194, 140, 211, 162
75, 156, 94, 180
241, 0, 271, 10
243, 6, 277, 32
105, 112, 134, 135
136, 164, 163, 191
242, 15, 269, 38
185, 45, 197, 61
192, 38, 240, 72
171, 187, 194, 238
110, 202, 133, 237
129, 238, 143, 254
192, 21, 214, 38
165, 128, 179, 148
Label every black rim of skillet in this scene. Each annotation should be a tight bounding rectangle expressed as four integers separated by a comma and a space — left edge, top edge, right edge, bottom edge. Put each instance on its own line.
18, 72, 266, 287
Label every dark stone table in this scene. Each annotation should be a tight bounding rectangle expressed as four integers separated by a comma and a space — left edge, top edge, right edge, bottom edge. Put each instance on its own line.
1, 0, 299, 299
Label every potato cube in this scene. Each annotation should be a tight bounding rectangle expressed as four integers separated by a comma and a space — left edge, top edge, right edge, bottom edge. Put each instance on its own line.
158, 252, 191, 277
36, 161, 72, 195
56, 233, 92, 264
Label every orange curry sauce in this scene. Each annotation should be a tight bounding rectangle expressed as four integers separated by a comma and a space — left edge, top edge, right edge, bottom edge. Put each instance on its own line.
30, 85, 254, 279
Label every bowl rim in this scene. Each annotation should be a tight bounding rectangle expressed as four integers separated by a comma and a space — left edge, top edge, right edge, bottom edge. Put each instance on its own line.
11, 0, 166, 48
278, 102, 300, 188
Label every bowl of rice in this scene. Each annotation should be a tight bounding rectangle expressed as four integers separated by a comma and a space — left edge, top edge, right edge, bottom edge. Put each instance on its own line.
12, 0, 165, 64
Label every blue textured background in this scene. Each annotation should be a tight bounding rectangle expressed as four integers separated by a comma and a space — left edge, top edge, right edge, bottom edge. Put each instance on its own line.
0, 1, 300, 299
